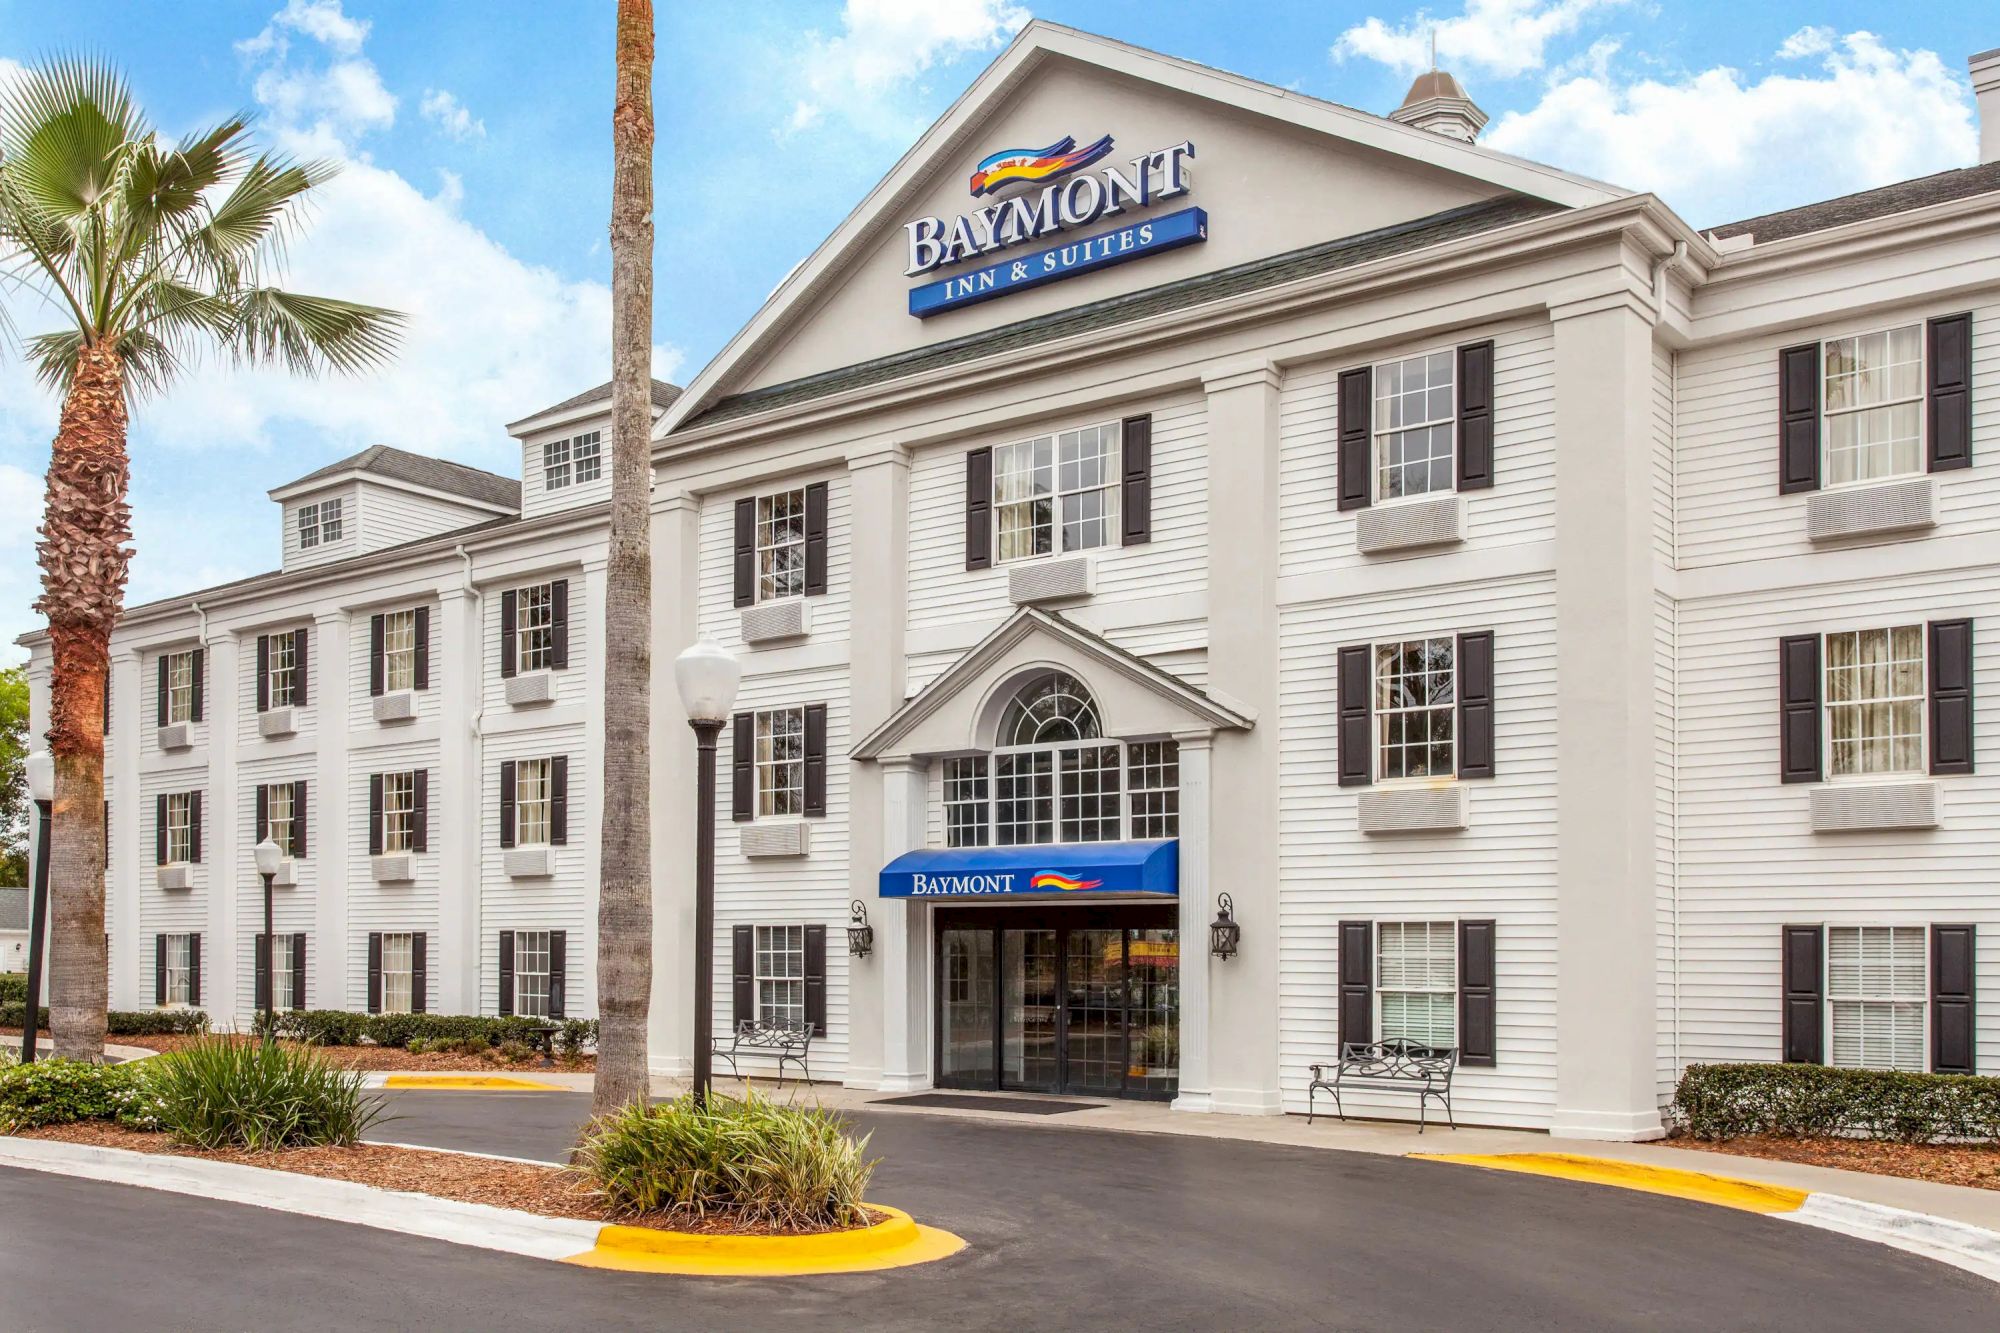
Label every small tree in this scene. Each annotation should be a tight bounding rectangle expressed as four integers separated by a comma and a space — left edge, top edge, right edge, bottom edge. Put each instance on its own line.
0, 666, 28, 886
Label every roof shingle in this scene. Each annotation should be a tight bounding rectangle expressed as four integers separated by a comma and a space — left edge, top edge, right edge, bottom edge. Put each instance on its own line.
277, 445, 522, 511
518, 378, 683, 424
1707, 160, 2000, 245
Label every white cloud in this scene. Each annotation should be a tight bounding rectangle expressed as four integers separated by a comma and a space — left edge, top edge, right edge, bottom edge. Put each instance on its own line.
238, 0, 394, 142
237, 0, 371, 60
1777, 25, 1836, 61
1483, 30, 1977, 227
420, 88, 485, 141
785, 0, 1029, 139
1334, 0, 1628, 80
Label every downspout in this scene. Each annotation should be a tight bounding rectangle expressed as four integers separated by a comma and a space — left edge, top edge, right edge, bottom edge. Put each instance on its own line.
1648, 240, 1691, 320
190, 599, 210, 645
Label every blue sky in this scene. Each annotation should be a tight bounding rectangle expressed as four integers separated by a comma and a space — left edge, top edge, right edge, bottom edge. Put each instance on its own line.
0, 0, 1991, 658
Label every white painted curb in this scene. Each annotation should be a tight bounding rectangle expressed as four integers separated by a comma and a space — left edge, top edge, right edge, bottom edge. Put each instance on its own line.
0, 1136, 600, 1263
1788, 1192, 2000, 1286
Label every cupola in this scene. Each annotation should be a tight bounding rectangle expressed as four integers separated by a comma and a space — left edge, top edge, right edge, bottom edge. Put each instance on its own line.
1389, 67, 1488, 144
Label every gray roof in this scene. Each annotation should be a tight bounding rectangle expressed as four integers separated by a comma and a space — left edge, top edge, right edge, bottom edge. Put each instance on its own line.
679, 195, 1562, 431
0, 887, 27, 932
1708, 159, 2000, 244
279, 444, 522, 511
521, 378, 684, 422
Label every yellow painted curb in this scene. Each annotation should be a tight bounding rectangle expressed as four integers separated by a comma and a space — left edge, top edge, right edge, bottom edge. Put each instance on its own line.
561, 1204, 967, 1276
380, 1075, 566, 1091
1412, 1152, 1811, 1215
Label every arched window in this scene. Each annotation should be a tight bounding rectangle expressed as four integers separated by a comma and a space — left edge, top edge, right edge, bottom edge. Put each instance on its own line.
996, 671, 1102, 746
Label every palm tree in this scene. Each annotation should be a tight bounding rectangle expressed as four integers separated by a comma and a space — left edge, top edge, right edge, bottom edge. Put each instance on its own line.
0, 59, 401, 1060
594, 0, 656, 1115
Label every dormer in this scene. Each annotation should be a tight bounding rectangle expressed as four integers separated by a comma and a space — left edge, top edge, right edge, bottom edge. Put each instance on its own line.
268, 446, 521, 571
507, 378, 683, 519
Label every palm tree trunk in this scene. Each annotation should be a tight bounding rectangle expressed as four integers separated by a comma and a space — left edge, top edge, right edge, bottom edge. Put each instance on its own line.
36, 344, 132, 1062
594, 0, 656, 1116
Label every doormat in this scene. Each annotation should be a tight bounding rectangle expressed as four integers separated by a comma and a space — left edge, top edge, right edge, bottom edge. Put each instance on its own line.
873, 1093, 1098, 1115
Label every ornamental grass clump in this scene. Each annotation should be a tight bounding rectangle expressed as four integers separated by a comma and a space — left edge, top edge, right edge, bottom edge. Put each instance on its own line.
576, 1092, 876, 1231
143, 1037, 388, 1151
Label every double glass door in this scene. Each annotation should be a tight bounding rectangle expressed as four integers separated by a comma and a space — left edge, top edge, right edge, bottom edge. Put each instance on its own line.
938, 907, 1179, 1100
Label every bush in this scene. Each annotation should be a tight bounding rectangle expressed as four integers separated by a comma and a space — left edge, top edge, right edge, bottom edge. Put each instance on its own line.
0, 1059, 154, 1132
485, 1039, 536, 1065
557, 1019, 598, 1059
576, 1092, 876, 1230
0, 973, 26, 1004
109, 1009, 209, 1037
1673, 1062, 2000, 1144
142, 1037, 387, 1150
0, 1003, 48, 1030
255, 1009, 370, 1047
407, 1035, 488, 1057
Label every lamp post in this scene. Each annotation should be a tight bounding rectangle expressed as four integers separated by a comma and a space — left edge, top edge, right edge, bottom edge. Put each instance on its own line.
673, 640, 740, 1106
253, 837, 282, 1043
19, 752, 53, 1064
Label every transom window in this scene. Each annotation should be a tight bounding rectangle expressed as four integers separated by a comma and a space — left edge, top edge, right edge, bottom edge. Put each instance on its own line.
514, 930, 552, 1019
993, 422, 1119, 563
1374, 351, 1455, 501
1375, 638, 1455, 780
1823, 325, 1922, 487
755, 925, 806, 1027
264, 784, 297, 859
544, 431, 602, 491
269, 935, 295, 1010
297, 498, 343, 549
1378, 921, 1456, 1049
381, 933, 414, 1014
382, 610, 417, 693
757, 489, 807, 602
1825, 626, 1924, 778
382, 771, 416, 854
165, 792, 193, 864
164, 934, 193, 1005
515, 759, 553, 847
756, 709, 805, 818
266, 634, 297, 709
516, 584, 554, 672
164, 650, 196, 725
1827, 925, 1926, 1072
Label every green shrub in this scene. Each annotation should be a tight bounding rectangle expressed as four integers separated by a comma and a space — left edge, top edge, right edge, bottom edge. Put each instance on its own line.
0, 1058, 155, 1132
485, 1039, 537, 1065
557, 1019, 598, 1059
1673, 1062, 2000, 1144
141, 1037, 388, 1150
576, 1092, 876, 1230
0, 1003, 48, 1030
255, 1009, 370, 1046
0, 973, 27, 1004
109, 1009, 209, 1036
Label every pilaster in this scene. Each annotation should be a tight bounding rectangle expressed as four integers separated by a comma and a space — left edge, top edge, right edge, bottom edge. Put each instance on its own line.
1170, 731, 1213, 1112
579, 555, 609, 1019
109, 649, 142, 1010
312, 612, 352, 1011
648, 485, 702, 1076
205, 632, 240, 1023
433, 589, 478, 1013
878, 757, 930, 1092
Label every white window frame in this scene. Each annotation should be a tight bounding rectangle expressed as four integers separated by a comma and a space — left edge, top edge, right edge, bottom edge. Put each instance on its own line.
943, 755, 990, 849
266, 633, 297, 710
1825, 924, 1928, 1073
756, 488, 808, 604
381, 771, 416, 854
754, 923, 807, 1028
514, 758, 552, 847
1822, 625, 1926, 782
269, 933, 295, 1010
543, 436, 573, 491
1375, 919, 1458, 1050
516, 583, 555, 673
1819, 322, 1925, 491
164, 933, 193, 1005
1373, 636, 1457, 784
297, 502, 323, 550
1127, 741, 1181, 840
1371, 347, 1458, 506
382, 609, 418, 694
381, 932, 415, 1014
318, 498, 343, 543
992, 420, 1121, 565
754, 708, 806, 819
514, 929, 552, 1019
570, 431, 602, 485
165, 792, 193, 865
165, 650, 196, 725
264, 783, 297, 859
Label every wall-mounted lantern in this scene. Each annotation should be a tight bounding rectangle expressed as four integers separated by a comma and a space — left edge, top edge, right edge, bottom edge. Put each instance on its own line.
847, 900, 875, 958
1209, 892, 1240, 960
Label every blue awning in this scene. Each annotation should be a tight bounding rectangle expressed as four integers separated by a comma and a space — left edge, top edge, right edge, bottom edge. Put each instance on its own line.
879, 840, 1177, 898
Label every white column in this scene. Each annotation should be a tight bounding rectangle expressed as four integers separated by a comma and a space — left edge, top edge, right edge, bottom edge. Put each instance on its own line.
1171, 730, 1213, 1112
312, 612, 352, 1010
648, 486, 701, 1077
579, 555, 609, 1018
878, 757, 930, 1091
433, 588, 478, 1013
109, 649, 143, 1010
205, 632, 241, 1025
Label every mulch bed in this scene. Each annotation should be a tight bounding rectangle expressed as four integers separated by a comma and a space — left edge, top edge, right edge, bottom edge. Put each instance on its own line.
1672, 1134, 2000, 1192
11, 1122, 878, 1236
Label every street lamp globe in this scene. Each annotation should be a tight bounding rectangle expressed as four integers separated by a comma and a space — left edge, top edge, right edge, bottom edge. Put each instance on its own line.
674, 639, 741, 725
253, 837, 283, 878
25, 751, 54, 804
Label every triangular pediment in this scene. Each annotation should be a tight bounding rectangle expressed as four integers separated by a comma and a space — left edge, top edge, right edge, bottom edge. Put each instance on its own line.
853, 607, 1253, 761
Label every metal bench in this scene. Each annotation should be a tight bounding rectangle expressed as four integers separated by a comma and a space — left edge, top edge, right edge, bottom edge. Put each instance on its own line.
1308, 1040, 1458, 1133
713, 1017, 814, 1084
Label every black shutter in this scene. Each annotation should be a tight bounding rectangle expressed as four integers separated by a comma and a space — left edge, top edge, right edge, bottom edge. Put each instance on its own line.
254, 933, 271, 1013
499, 761, 517, 848
1779, 634, 1823, 784
1120, 414, 1153, 546
803, 704, 828, 818
369, 614, 385, 696
154, 794, 168, 866
413, 607, 430, 690
1458, 920, 1497, 1066
291, 934, 307, 1010
731, 713, 754, 821
964, 447, 993, 570
1339, 921, 1373, 1050
190, 648, 204, 722
1928, 619, 1974, 776
550, 580, 569, 670
254, 784, 269, 844
293, 781, 308, 858
500, 590, 518, 679
733, 497, 757, 606
413, 769, 429, 853
293, 628, 309, 706
550, 756, 569, 845
155, 934, 167, 1005
1782, 925, 1824, 1064
1931, 924, 1976, 1075
732, 924, 755, 1027
498, 930, 515, 1016
155, 654, 168, 726
1337, 645, 1372, 787
256, 635, 270, 711
411, 933, 428, 1013
188, 934, 201, 1006
367, 775, 384, 856
1456, 631, 1495, 780
804, 482, 830, 596
1456, 340, 1495, 490
549, 931, 567, 1019
804, 924, 827, 1036
366, 933, 382, 1014
1337, 366, 1373, 511
1778, 342, 1821, 494
189, 791, 202, 863
1927, 312, 1972, 473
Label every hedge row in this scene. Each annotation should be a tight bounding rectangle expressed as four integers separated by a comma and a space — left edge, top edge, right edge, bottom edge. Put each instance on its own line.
251, 1009, 597, 1057
1673, 1062, 2000, 1144
0, 973, 26, 1005
0, 1003, 209, 1036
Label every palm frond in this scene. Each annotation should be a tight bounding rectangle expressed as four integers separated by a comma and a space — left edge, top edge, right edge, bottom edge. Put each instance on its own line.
227, 288, 404, 376
22, 327, 85, 393
0, 57, 146, 224
198, 153, 335, 266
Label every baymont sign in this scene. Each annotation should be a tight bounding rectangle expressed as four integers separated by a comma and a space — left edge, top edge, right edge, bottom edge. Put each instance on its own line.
907, 871, 1019, 896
